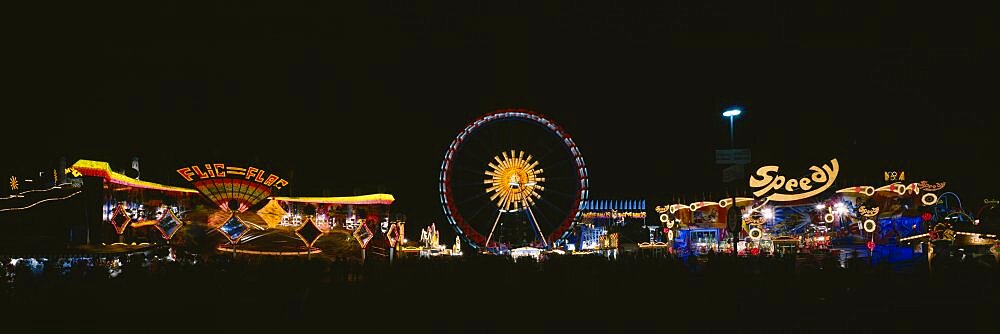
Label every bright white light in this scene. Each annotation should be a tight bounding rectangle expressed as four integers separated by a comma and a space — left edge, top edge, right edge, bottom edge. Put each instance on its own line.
837, 207, 848, 215
722, 109, 742, 117
815, 204, 826, 210
403, 238, 408, 243
761, 208, 774, 220
834, 202, 844, 208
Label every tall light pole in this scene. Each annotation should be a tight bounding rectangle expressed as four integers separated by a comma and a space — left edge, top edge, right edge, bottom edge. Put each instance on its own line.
722, 108, 742, 256
723, 108, 741, 150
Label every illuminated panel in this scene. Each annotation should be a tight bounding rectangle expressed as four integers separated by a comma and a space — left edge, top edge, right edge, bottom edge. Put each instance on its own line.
295, 217, 324, 247
274, 194, 395, 205
71, 160, 197, 193
256, 199, 288, 228
109, 203, 132, 235
218, 214, 250, 243
192, 178, 273, 211
386, 223, 400, 247
155, 209, 183, 240
353, 221, 374, 248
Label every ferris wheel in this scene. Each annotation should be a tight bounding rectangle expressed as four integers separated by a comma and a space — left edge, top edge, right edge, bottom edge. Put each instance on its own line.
439, 109, 589, 251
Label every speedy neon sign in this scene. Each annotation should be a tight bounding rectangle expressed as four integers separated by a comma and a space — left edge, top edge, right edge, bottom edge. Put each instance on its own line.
749, 158, 839, 202
176, 163, 288, 189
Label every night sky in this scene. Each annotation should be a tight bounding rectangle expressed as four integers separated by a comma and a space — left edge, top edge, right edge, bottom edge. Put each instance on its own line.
7, 2, 998, 240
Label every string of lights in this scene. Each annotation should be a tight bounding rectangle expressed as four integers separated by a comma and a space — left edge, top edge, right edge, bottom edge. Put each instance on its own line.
0, 190, 83, 212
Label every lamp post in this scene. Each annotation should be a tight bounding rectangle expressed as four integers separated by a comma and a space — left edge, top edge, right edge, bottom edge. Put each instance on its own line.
722, 108, 741, 150
723, 108, 742, 256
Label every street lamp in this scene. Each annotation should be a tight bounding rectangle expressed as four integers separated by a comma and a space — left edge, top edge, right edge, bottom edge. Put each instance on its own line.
722, 108, 742, 149
722, 107, 743, 256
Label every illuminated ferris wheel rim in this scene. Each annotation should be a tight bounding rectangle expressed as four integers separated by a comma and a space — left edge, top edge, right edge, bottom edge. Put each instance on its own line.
439, 108, 589, 249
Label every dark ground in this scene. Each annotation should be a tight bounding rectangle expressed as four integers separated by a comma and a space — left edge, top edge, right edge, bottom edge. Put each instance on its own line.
1, 251, 997, 333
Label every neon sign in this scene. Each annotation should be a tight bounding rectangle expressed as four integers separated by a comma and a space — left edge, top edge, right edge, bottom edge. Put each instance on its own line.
884, 171, 905, 182
917, 181, 946, 192
176, 163, 288, 189
858, 206, 879, 217
749, 158, 839, 202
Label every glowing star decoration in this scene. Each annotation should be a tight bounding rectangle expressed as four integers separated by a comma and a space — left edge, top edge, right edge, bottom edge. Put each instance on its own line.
9, 176, 18, 191
749, 158, 839, 202
353, 220, 374, 249
155, 208, 183, 240
295, 217, 324, 248
863, 219, 877, 233
109, 204, 132, 235
858, 206, 880, 217
484, 150, 544, 211
218, 214, 250, 244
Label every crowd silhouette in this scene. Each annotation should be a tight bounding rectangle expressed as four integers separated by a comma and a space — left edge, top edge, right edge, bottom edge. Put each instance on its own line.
1, 248, 997, 333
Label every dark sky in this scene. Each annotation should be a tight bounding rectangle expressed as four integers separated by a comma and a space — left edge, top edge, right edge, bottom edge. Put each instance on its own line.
7, 2, 999, 237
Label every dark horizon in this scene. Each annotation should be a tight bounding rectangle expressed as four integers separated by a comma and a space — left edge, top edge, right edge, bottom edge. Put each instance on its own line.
6, 2, 998, 241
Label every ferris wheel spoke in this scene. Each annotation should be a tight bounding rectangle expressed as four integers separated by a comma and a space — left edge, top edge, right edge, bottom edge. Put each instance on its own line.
528, 202, 557, 233
535, 196, 566, 222
543, 176, 581, 183
541, 188, 577, 199
464, 201, 497, 227
455, 191, 490, 206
